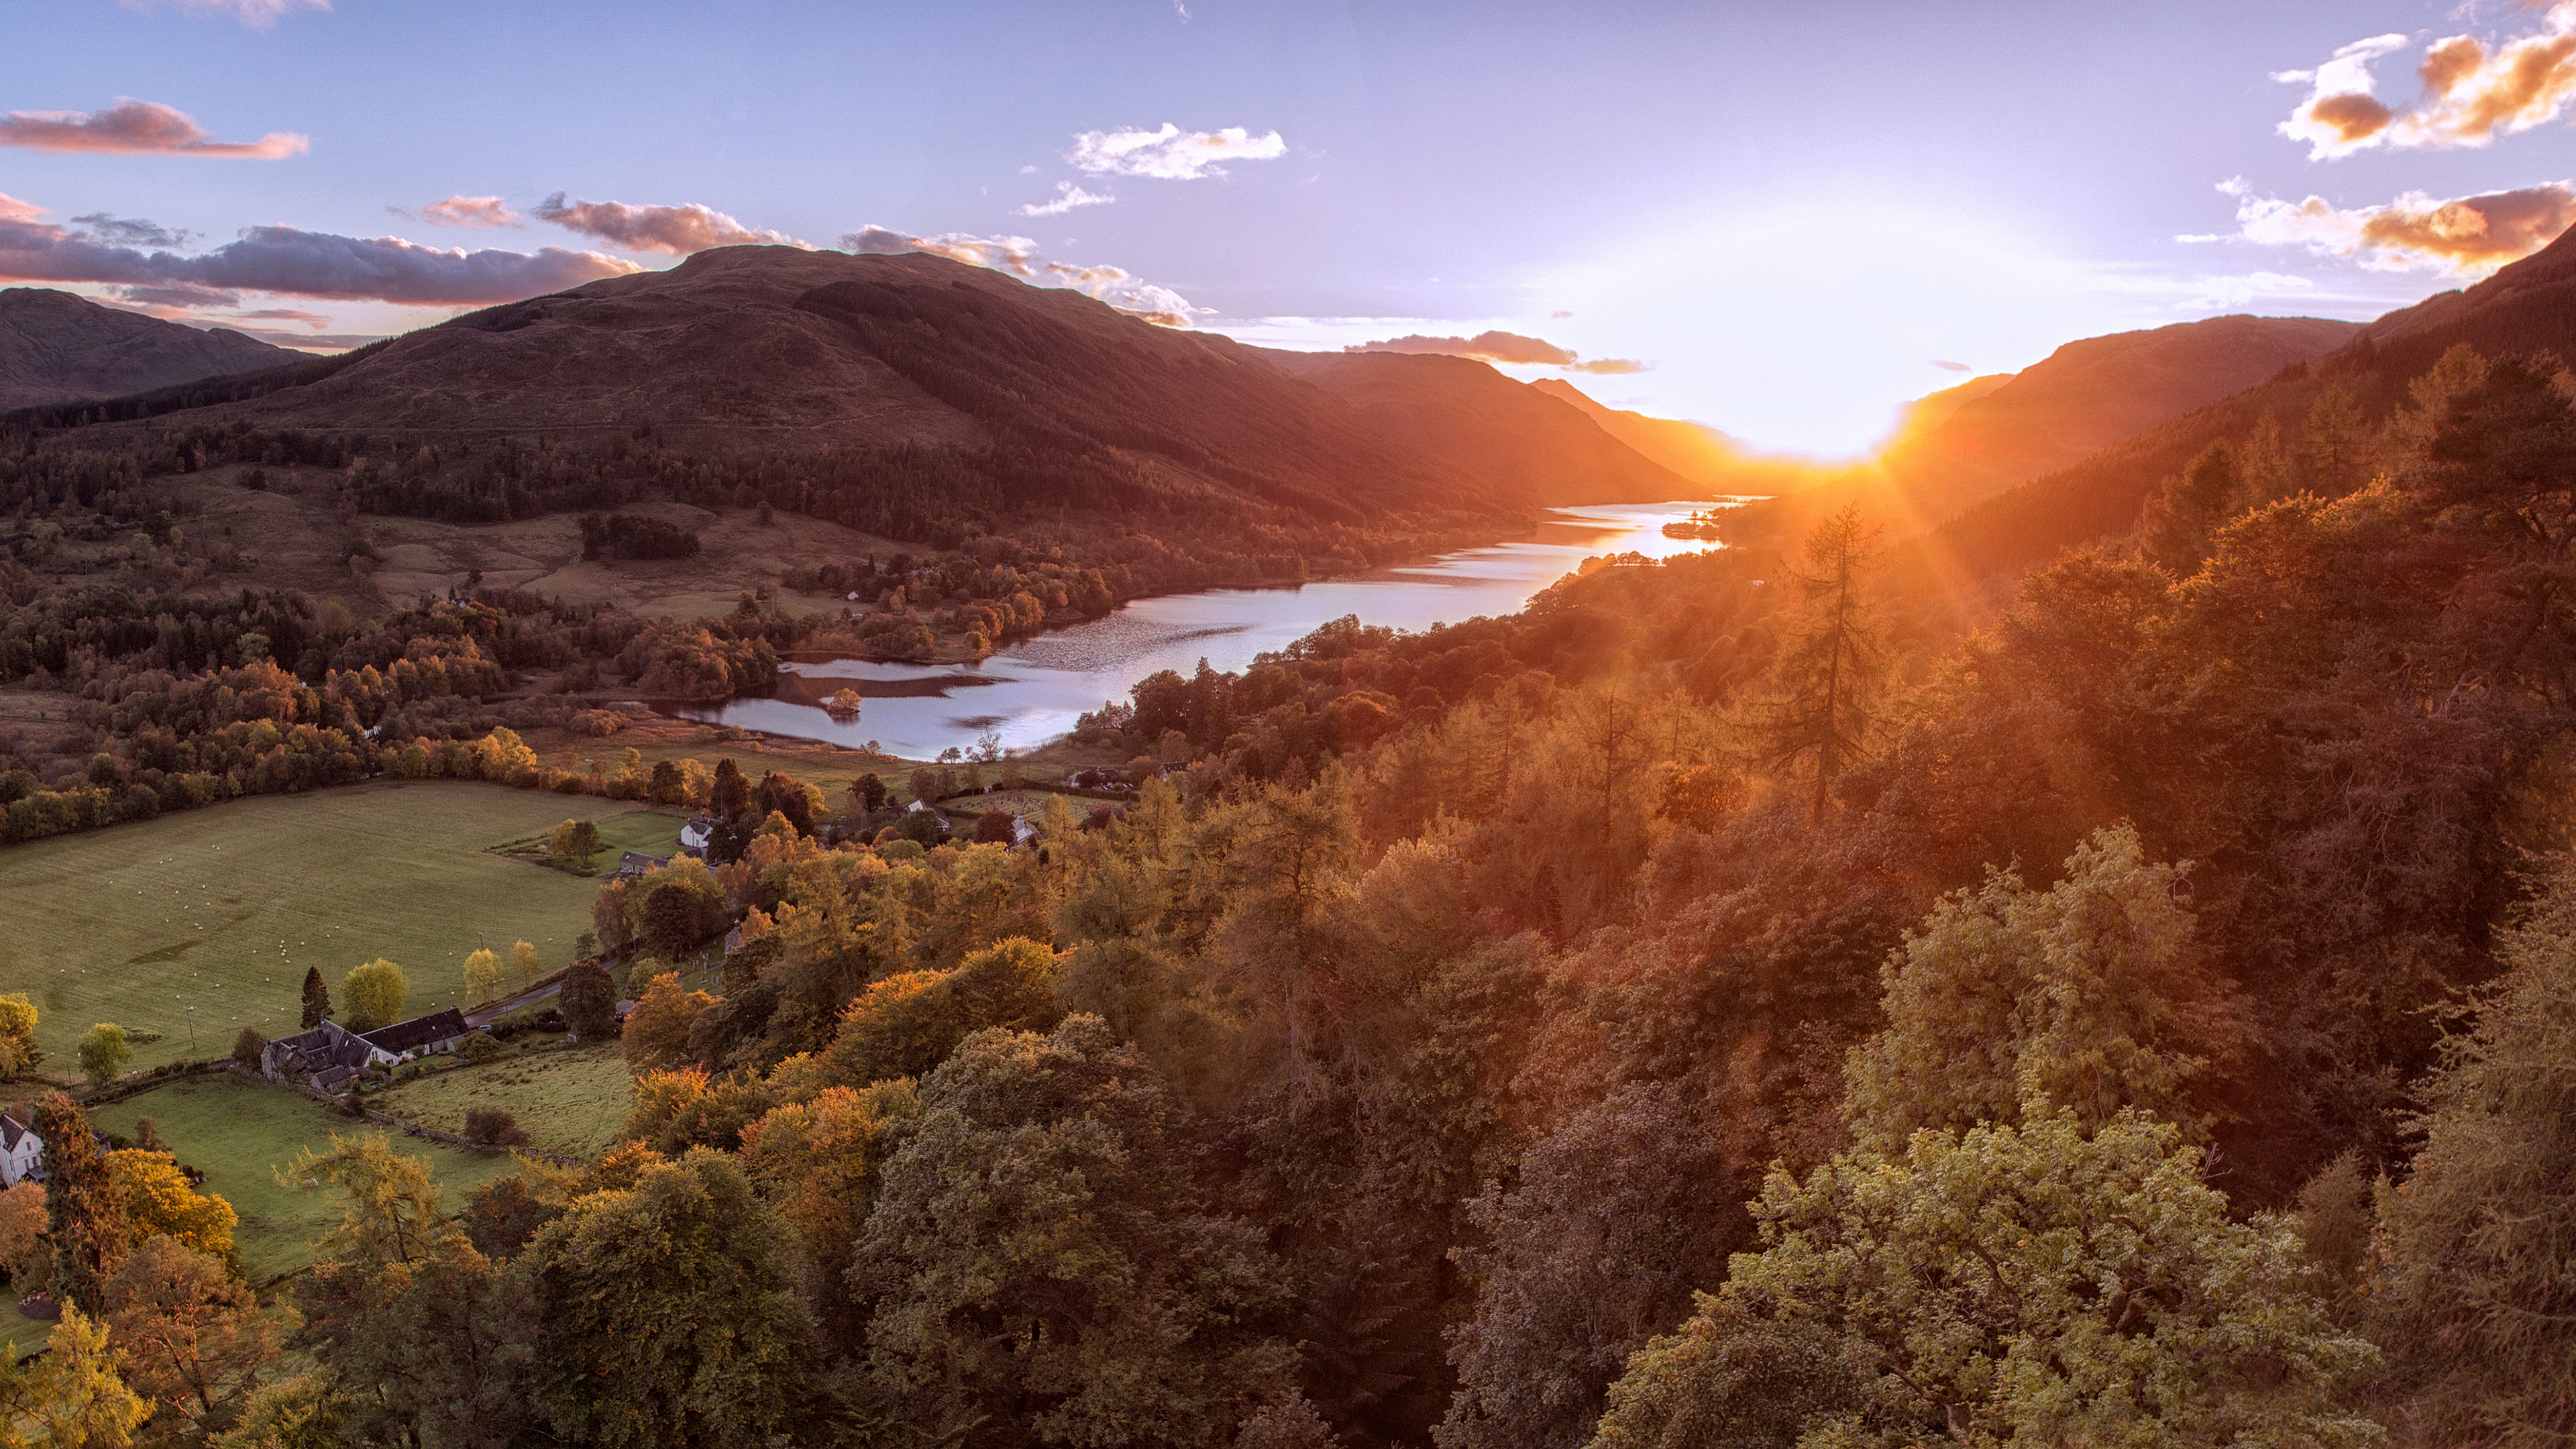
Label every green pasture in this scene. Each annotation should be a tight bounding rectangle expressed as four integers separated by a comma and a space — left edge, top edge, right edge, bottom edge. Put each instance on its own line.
372, 1045, 634, 1161
91, 1075, 519, 1283
0, 782, 608, 1073
488, 807, 688, 872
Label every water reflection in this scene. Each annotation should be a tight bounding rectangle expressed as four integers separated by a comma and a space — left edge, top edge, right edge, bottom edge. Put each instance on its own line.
675, 500, 1733, 759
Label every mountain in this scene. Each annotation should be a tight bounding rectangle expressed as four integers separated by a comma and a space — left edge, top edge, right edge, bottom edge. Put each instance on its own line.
1930, 225, 2576, 585
0, 288, 297, 410
1257, 350, 1694, 506
1527, 378, 1815, 494
1881, 372, 2014, 446
1719, 313, 2367, 546
35, 245, 1713, 525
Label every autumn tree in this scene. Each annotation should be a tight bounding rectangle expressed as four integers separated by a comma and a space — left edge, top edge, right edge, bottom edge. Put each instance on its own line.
0, 1181, 46, 1296
0, 994, 40, 1079
230, 1028, 264, 1070
276, 1133, 458, 1270
37, 1093, 125, 1312
547, 818, 602, 870
21, 1306, 149, 1449
621, 972, 718, 1075
520, 1149, 810, 1449
75, 1023, 130, 1086
737, 1079, 917, 1341
460, 949, 502, 1006
340, 959, 408, 1032
107, 1151, 238, 1268
508, 939, 543, 991
2141, 439, 2243, 574
1759, 503, 1885, 824
298, 967, 331, 1029
103, 1236, 278, 1426
206, 1372, 346, 1449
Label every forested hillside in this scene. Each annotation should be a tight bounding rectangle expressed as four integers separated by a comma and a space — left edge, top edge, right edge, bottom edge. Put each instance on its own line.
0, 335, 2544, 1446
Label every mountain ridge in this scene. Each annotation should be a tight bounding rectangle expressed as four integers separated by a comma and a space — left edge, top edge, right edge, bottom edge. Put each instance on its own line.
0, 287, 299, 410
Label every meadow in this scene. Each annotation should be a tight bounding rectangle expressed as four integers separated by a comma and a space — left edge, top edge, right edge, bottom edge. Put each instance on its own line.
90, 1074, 519, 1283
370, 1044, 634, 1161
0, 782, 608, 1072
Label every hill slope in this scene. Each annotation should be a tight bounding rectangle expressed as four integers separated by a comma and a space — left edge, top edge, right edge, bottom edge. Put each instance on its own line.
0, 288, 295, 409
33, 245, 1718, 525
1932, 224, 2576, 584
1527, 377, 1815, 494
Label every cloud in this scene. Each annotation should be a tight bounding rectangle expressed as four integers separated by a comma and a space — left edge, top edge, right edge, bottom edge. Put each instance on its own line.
1344, 329, 1648, 374
68, 214, 195, 248
1067, 123, 1288, 180
1931, 359, 1971, 372
1016, 182, 1116, 217
121, 0, 329, 26
2232, 181, 2576, 276
225, 306, 331, 327
2279, 8, 2576, 158
396, 195, 520, 229
0, 211, 642, 305
0, 193, 47, 224
531, 193, 805, 255
1549, 309, 1573, 318
841, 225, 1199, 325
0, 99, 307, 158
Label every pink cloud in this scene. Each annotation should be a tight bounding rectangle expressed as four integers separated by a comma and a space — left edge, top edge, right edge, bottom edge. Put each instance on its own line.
2280, 7, 2576, 158
396, 195, 521, 229
1346, 329, 1648, 374
2233, 181, 2576, 276
0, 211, 641, 305
532, 193, 803, 254
0, 98, 306, 159
120, 0, 329, 28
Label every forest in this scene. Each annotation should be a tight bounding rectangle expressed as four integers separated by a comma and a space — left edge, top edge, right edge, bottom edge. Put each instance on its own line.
0, 343, 2568, 1447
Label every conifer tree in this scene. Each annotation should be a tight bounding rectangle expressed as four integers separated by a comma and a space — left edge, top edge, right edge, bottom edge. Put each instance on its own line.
1759, 503, 1885, 824
299, 967, 331, 1030
36, 1092, 125, 1313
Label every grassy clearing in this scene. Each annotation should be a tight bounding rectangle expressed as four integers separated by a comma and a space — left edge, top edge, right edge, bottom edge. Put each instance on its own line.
0, 782, 608, 1073
486, 807, 688, 874
90, 1075, 519, 1283
370, 1046, 634, 1162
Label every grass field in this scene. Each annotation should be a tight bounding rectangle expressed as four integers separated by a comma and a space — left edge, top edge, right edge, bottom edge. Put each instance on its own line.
488, 807, 688, 875
0, 782, 610, 1073
371, 1046, 635, 1161
91, 1075, 520, 1283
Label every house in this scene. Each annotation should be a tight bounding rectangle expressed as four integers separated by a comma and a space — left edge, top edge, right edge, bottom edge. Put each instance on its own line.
262, 1020, 394, 1085
676, 814, 714, 859
616, 850, 669, 879
263, 1008, 477, 1089
361, 1008, 472, 1060
1012, 816, 1038, 846
0, 1114, 42, 1185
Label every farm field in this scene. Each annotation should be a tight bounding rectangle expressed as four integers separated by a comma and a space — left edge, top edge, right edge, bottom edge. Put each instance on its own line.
91, 1075, 519, 1283
371, 1045, 634, 1161
488, 807, 689, 873
0, 782, 606, 1073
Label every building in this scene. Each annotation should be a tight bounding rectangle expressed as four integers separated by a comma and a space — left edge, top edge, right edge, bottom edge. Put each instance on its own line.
616, 850, 669, 879
262, 1008, 478, 1089
0, 1114, 42, 1185
677, 814, 714, 859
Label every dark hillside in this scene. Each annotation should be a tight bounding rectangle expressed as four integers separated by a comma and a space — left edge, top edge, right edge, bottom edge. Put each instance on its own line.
0, 287, 297, 410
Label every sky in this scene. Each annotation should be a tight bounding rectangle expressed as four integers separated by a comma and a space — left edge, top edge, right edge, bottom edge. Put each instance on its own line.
5, 0, 2575, 453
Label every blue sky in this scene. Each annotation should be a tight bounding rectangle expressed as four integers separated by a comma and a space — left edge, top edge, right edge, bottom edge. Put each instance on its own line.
5, 0, 2574, 451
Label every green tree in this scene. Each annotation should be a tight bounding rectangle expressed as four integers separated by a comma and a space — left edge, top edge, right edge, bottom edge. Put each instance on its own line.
2370, 866, 2576, 1444
36, 1093, 125, 1313
1840, 826, 2241, 1153
274, 1133, 459, 1270
460, 948, 503, 1006
339, 959, 409, 1032
0, 993, 40, 1079
74, 1024, 130, 1087
1760, 503, 1885, 824
559, 959, 619, 1040
849, 1016, 1293, 1448
2141, 439, 2243, 574
206, 1372, 347, 1449
1674, 1110, 2379, 1449
548, 818, 602, 870
297, 1240, 535, 1449
229, 1028, 264, 1071
521, 1149, 809, 1449
298, 967, 331, 1030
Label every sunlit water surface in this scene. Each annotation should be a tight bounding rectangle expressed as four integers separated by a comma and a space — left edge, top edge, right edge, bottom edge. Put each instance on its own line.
673, 500, 1732, 759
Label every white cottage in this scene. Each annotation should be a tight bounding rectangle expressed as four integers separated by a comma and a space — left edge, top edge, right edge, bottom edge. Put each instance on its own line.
0, 1114, 43, 1185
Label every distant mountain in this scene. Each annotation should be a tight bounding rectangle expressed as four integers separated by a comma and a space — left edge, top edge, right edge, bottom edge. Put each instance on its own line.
1931, 224, 2576, 584
1720, 314, 2366, 546
42, 246, 1706, 526
1880, 372, 2014, 447
1527, 378, 1813, 494
0, 288, 295, 410
1257, 351, 1693, 506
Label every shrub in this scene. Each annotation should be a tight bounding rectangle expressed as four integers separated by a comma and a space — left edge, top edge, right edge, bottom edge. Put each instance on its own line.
455, 1031, 505, 1065
463, 1108, 527, 1147
230, 1028, 266, 1069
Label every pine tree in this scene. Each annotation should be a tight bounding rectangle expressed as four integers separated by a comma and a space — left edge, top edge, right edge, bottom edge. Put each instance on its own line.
1759, 503, 1886, 825
300, 967, 331, 1030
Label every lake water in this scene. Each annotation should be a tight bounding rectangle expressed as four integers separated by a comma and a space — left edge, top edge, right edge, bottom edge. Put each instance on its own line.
674, 499, 1731, 759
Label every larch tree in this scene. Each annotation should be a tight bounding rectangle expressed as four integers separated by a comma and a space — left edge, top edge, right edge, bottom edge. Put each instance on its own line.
1760, 503, 1885, 825
36, 1093, 125, 1313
